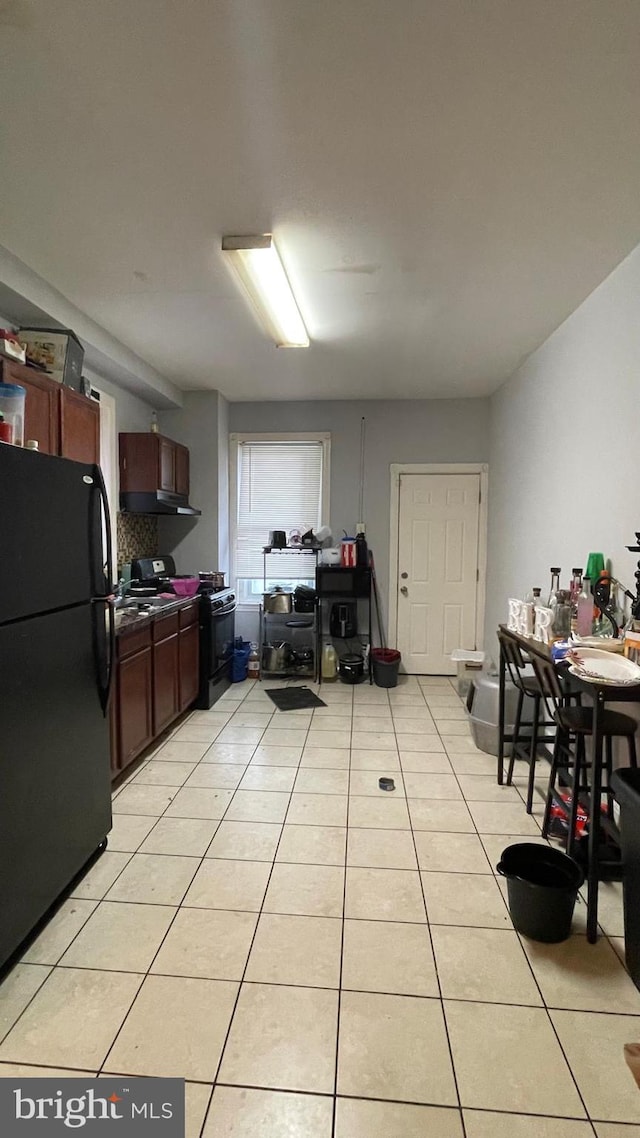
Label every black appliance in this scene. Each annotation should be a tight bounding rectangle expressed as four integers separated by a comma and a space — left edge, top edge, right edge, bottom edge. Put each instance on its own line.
294, 585, 317, 613
316, 565, 371, 597
269, 530, 287, 549
196, 587, 237, 707
0, 445, 114, 974
339, 653, 365, 683
330, 601, 358, 639
130, 555, 220, 593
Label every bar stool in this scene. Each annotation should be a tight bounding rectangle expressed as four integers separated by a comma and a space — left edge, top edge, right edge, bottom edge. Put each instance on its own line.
498, 630, 553, 813
530, 653, 638, 857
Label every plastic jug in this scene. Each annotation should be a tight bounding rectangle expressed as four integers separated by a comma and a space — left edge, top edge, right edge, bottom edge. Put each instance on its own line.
0, 383, 26, 446
322, 644, 338, 680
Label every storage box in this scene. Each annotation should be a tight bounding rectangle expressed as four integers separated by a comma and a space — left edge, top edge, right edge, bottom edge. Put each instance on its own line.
467, 669, 536, 758
451, 648, 485, 697
19, 327, 84, 390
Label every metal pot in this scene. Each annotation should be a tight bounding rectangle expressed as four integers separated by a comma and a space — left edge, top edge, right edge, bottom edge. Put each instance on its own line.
199, 571, 225, 590
262, 642, 292, 672
263, 588, 293, 614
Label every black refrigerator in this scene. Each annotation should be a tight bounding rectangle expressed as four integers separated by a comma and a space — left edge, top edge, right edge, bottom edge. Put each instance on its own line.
0, 444, 114, 972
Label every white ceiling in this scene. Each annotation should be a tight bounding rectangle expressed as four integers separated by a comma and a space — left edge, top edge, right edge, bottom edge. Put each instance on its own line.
1, 0, 640, 402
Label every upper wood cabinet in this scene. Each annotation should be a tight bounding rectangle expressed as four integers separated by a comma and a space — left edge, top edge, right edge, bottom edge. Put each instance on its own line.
1, 360, 59, 455
59, 386, 100, 464
175, 443, 189, 498
119, 432, 190, 498
0, 360, 99, 463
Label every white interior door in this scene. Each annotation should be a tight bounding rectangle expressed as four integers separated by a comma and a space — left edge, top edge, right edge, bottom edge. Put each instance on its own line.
396, 473, 480, 674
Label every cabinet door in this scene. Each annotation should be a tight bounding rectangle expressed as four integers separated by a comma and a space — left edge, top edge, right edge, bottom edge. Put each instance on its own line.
175, 443, 189, 498
179, 622, 200, 711
153, 633, 180, 734
117, 647, 153, 768
2, 361, 59, 454
59, 387, 100, 464
159, 437, 176, 492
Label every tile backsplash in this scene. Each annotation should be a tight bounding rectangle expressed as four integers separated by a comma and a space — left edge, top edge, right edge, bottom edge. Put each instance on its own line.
117, 513, 158, 570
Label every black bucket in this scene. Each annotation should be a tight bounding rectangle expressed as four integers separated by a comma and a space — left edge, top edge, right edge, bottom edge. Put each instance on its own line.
372, 648, 401, 688
497, 843, 584, 943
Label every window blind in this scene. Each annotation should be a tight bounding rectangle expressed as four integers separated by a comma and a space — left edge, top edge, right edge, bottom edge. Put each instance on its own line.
236, 442, 324, 579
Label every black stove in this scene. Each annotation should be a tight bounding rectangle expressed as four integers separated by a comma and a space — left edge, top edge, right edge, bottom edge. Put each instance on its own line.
130, 556, 229, 596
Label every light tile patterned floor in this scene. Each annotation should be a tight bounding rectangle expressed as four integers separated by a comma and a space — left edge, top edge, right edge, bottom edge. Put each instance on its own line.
1, 675, 640, 1136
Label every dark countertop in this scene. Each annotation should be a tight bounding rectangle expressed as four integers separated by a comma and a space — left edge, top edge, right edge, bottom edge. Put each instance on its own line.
115, 595, 198, 635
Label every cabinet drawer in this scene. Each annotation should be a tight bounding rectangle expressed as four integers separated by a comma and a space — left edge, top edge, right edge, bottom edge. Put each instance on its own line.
179, 601, 199, 629
117, 624, 152, 660
152, 612, 180, 641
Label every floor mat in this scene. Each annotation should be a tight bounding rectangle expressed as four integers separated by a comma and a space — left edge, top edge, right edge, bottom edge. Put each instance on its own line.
265, 687, 327, 710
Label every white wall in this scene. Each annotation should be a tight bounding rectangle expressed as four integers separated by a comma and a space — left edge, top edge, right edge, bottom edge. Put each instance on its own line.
87, 369, 154, 437
158, 391, 228, 574
485, 242, 640, 662
229, 398, 490, 641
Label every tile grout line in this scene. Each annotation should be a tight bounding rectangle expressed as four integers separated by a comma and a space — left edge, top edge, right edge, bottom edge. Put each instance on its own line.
196, 680, 320, 1137
390, 681, 467, 1138
96, 686, 277, 1083
329, 683, 354, 1138
447, 692, 598, 1130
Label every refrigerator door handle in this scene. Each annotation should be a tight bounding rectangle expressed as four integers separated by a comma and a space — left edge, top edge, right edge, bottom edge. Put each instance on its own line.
92, 597, 115, 716
93, 462, 113, 596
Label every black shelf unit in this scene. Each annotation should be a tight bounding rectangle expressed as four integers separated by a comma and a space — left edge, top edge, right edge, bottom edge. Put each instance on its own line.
316, 566, 373, 685
260, 546, 321, 681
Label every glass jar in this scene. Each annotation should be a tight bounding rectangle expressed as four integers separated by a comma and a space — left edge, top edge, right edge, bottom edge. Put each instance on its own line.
552, 589, 572, 639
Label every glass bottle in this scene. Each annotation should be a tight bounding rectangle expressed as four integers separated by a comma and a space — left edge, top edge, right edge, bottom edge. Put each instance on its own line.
576, 576, 593, 637
569, 569, 583, 632
547, 568, 561, 608
552, 589, 572, 639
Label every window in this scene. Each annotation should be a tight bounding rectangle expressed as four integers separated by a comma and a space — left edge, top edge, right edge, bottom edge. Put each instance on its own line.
230, 433, 330, 604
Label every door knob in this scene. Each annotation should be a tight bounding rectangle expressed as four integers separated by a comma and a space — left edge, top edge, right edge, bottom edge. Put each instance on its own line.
400, 586, 408, 596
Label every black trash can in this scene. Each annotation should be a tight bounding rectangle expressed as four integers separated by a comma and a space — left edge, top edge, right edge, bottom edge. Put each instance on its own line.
611, 768, 640, 990
497, 843, 584, 943
372, 648, 401, 688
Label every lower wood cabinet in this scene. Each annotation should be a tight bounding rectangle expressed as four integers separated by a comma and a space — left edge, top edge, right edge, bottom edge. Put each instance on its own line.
115, 645, 153, 774
179, 610, 200, 711
153, 631, 180, 734
111, 600, 200, 779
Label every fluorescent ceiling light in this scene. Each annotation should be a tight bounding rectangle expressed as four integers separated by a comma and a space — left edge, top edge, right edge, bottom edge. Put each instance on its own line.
222, 234, 309, 347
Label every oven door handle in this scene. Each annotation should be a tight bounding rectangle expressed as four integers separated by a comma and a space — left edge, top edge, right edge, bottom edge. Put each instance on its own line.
214, 601, 237, 617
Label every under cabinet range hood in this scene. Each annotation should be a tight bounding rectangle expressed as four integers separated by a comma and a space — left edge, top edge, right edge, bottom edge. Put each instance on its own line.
119, 490, 201, 516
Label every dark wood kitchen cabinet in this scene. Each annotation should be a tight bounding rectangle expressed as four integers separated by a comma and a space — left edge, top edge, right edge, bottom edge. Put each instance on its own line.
178, 602, 200, 711
175, 443, 189, 498
111, 600, 199, 780
0, 360, 100, 461
59, 385, 100, 464
114, 626, 153, 775
152, 613, 180, 734
0, 359, 59, 454
119, 432, 190, 497
159, 436, 175, 491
